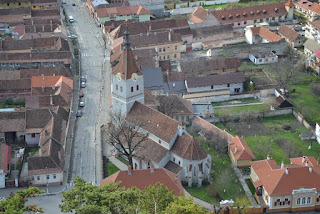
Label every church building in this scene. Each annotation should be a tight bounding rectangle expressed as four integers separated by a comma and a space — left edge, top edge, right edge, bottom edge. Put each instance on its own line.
111, 29, 211, 186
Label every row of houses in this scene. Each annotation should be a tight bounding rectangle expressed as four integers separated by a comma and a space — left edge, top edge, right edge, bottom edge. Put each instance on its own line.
0, 0, 58, 10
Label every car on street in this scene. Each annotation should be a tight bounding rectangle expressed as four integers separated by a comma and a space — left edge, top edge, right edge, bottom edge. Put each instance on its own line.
79, 91, 84, 98
72, 3, 76, 6
81, 82, 86, 88
79, 101, 85, 107
80, 76, 86, 83
68, 35, 78, 39
76, 110, 82, 117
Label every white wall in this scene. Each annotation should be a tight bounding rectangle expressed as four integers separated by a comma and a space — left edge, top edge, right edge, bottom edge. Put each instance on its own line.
316, 123, 320, 144
186, 83, 243, 94
25, 133, 40, 146
249, 54, 278, 65
30, 172, 63, 186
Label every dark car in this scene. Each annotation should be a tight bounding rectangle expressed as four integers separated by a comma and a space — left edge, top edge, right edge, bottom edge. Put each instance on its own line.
81, 76, 86, 83
76, 110, 82, 117
72, 3, 76, 6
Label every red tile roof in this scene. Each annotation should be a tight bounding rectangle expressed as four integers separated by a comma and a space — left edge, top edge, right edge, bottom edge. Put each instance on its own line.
278, 25, 299, 42
251, 157, 320, 196
31, 76, 73, 89
229, 136, 255, 161
295, 0, 313, 11
189, 6, 209, 24
212, 2, 287, 24
309, 19, 320, 29
309, 2, 320, 14
249, 27, 282, 42
96, 5, 151, 18
100, 168, 184, 196
314, 49, 320, 58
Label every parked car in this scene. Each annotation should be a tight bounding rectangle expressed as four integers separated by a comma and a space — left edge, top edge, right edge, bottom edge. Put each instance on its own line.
81, 82, 86, 88
76, 110, 82, 117
72, 3, 76, 6
68, 34, 78, 39
79, 101, 85, 107
80, 76, 86, 83
79, 91, 84, 98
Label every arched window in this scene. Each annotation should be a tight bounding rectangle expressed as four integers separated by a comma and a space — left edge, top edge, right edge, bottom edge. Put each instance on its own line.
297, 198, 301, 205
307, 197, 311, 204
136, 85, 139, 90
302, 197, 306, 204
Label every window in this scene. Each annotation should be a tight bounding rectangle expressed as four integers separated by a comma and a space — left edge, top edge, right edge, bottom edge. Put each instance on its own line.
31, 133, 36, 138
297, 198, 301, 205
283, 198, 290, 205
158, 140, 161, 144
168, 55, 170, 59
176, 116, 179, 120
174, 54, 177, 58
266, 18, 269, 21
7, 3, 9, 6
163, 56, 165, 60
272, 17, 275, 20
159, 48, 162, 52
175, 46, 178, 50
307, 197, 311, 204
260, 19, 263, 22
302, 197, 306, 204
37, 176, 40, 180
32, 176, 34, 181
227, 84, 230, 87
19, 3, 21, 6
136, 85, 139, 90
259, 59, 262, 62
211, 86, 213, 89
131, 86, 133, 92
238, 22, 241, 25
163, 47, 166, 52
120, 87, 123, 92
254, 20, 257, 23
47, 175, 50, 180
53, 174, 56, 179
116, 84, 118, 90
159, 56, 161, 60
274, 199, 281, 206
181, 116, 184, 120
178, 161, 180, 165
244, 21, 247, 24
173, 157, 175, 162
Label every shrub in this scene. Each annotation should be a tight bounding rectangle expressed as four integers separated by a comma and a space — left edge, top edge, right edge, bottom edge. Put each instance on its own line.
310, 83, 320, 97
207, 184, 217, 197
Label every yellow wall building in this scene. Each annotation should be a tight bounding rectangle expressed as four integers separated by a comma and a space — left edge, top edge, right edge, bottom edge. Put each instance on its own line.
0, 0, 31, 8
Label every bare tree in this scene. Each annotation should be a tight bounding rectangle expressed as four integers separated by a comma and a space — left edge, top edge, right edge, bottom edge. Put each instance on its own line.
107, 112, 148, 169
253, 143, 272, 160
218, 108, 230, 124
217, 168, 232, 193
260, 97, 277, 119
240, 110, 256, 129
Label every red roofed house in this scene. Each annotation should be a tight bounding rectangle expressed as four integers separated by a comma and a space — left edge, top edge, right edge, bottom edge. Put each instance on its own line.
189, 6, 220, 29
308, 2, 320, 21
100, 165, 184, 196
0, 140, 12, 188
295, 0, 313, 15
245, 26, 282, 44
229, 136, 255, 167
309, 49, 320, 75
251, 156, 320, 212
278, 25, 304, 48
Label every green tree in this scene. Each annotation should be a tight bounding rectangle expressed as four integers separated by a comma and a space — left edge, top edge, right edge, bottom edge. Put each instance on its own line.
141, 183, 175, 214
0, 186, 43, 214
234, 196, 251, 214
163, 196, 207, 214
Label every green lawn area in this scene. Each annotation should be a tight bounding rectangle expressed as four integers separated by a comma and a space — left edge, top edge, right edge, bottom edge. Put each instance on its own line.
0, 100, 25, 109
245, 179, 255, 196
204, 0, 281, 10
214, 104, 266, 116
185, 134, 247, 205
216, 115, 320, 164
289, 84, 320, 124
107, 162, 120, 176
116, 156, 129, 165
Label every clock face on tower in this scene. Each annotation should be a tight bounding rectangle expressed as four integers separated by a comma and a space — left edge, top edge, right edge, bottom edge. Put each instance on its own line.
117, 73, 121, 81
132, 73, 137, 81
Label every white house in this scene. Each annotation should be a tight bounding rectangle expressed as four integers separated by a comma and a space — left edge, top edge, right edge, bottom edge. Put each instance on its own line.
305, 20, 320, 43
249, 52, 278, 65
245, 26, 282, 44
316, 123, 320, 144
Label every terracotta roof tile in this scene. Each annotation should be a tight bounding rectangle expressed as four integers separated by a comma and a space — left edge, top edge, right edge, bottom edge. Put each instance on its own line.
144, 88, 160, 108
31, 76, 73, 89
20, 66, 71, 79
96, 5, 151, 18
164, 161, 183, 174
295, 0, 313, 11
0, 110, 26, 132
229, 136, 255, 160
278, 25, 299, 42
129, 31, 181, 48
157, 95, 193, 116
189, 6, 209, 24
309, 19, 320, 30
258, 27, 282, 42
309, 2, 320, 14
100, 168, 184, 196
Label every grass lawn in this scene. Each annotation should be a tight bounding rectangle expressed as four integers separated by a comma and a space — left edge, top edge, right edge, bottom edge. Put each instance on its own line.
212, 98, 261, 107
214, 104, 266, 116
288, 84, 320, 124
116, 156, 130, 165
216, 114, 320, 164
185, 134, 248, 205
203, 0, 281, 10
245, 179, 255, 196
107, 162, 120, 176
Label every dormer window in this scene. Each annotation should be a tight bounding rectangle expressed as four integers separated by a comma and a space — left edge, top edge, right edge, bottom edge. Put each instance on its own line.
236, 13, 240, 18
250, 11, 254, 15
274, 8, 279, 12
229, 15, 233, 19
263, 9, 267, 14
243, 12, 247, 16
257, 10, 260, 14
221, 15, 226, 20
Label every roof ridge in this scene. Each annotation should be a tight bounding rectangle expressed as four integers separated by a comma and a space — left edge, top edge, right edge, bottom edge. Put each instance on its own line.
269, 169, 285, 196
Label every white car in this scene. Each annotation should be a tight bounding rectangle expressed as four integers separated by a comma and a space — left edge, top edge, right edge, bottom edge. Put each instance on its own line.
79, 101, 85, 107
68, 35, 78, 39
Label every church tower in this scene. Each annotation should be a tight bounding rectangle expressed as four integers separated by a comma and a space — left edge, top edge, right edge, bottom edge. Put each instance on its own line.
111, 29, 144, 116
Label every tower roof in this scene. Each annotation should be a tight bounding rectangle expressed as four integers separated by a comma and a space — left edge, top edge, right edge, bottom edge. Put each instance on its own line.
112, 28, 143, 80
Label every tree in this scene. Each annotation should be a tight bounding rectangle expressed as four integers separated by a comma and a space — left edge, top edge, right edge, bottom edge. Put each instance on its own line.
217, 168, 232, 193
107, 112, 148, 169
234, 196, 251, 214
0, 187, 44, 214
283, 44, 295, 61
310, 83, 320, 97
163, 196, 207, 214
253, 143, 272, 160
218, 108, 230, 124
260, 97, 276, 119
240, 110, 256, 129
224, 2, 240, 10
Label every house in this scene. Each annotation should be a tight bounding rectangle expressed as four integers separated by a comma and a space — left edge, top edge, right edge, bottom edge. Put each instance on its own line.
31, 0, 58, 10
0, 8, 31, 26
249, 52, 278, 65
251, 156, 320, 212
95, 5, 151, 24
128, 0, 165, 18
162, 72, 187, 95
316, 123, 320, 144
278, 25, 304, 47
185, 72, 245, 94
307, 2, 320, 21
26, 107, 68, 186
305, 20, 320, 44
86, 0, 108, 15
144, 88, 160, 109
100, 166, 184, 196
188, 6, 220, 29
304, 39, 320, 56
142, 67, 164, 91
180, 57, 240, 75
0, 140, 12, 179
275, 94, 293, 108
111, 32, 211, 186
229, 136, 255, 167
192, 104, 214, 119
0, 0, 31, 9
0, 79, 31, 98
295, 0, 313, 15
156, 95, 194, 124
245, 26, 282, 44
211, 1, 294, 29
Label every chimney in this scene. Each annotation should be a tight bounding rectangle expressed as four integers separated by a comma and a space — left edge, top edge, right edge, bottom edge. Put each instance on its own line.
147, 31, 150, 36
42, 25, 45, 32
302, 156, 306, 163
41, 86, 44, 92
309, 166, 313, 173
234, 146, 238, 153
281, 161, 284, 169
135, 55, 138, 60
305, 161, 309, 167
53, 73, 55, 76
168, 30, 171, 42
128, 165, 132, 175
150, 164, 154, 173
50, 20, 53, 31
41, 74, 44, 77
50, 95, 53, 106
267, 154, 270, 160
285, 167, 289, 174
34, 25, 36, 32
149, 25, 152, 31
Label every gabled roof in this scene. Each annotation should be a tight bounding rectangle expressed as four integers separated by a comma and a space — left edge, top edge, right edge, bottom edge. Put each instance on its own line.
96, 5, 151, 18
0, 110, 26, 133
314, 49, 320, 58
127, 102, 179, 143
309, 2, 320, 15
304, 39, 320, 52
229, 136, 255, 160
31, 76, 73, 89
171, 133, 207, 160
295, 0, 313, 11
189, 6, 209, 24
129, 31, 181, 48
157, 95, 194, 116
250, 27, 282, 42
144, 88, 160, 108
278, 25, 299, 42
25, 108, 52, 133
100, 168, 184, 196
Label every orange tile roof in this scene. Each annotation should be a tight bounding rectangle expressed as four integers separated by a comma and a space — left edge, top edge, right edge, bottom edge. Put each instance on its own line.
230, 136, 255, 161
189, 6, 209, 24
100, 168, 184, 196
290, 156, 320, 175
309, 2, 320, 15
249, 27, 282, 42
251, 157, 320, 196
278, 25, 299, 42
31, 76, 73, 89
96, 5, 151, 18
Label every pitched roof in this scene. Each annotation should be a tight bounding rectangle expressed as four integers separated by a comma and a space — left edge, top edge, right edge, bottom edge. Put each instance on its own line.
309, 2, 320, 15
129, 31, 181, 48
0, 52, 72, 64
127, 102, 179, 143
0, 79, 31, 91
180, 57, 240, 74
189, 6, 209, 24
290, 156, 320, 175
295, 0, 313, 11
100, 168, 184, 196
250, 27, 282, 42
96, 5, 151, 18
157, 95, 194, 116
171, 133, 208, 160
304, 39, 320, 52
20, 66, 71, 79
25, 108, 53, 133
186, 72, 245, 88
0, 142, 11, 173
31, 76, 73, 89
212, 2, 287, 24
251, 158, 320, 196
144, 88, 160, 108
278, 25, 299, 42
0, 110, 26, 132
229, 136, 255, 160
164, 161, 183, 174
141, 67, 164, 90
